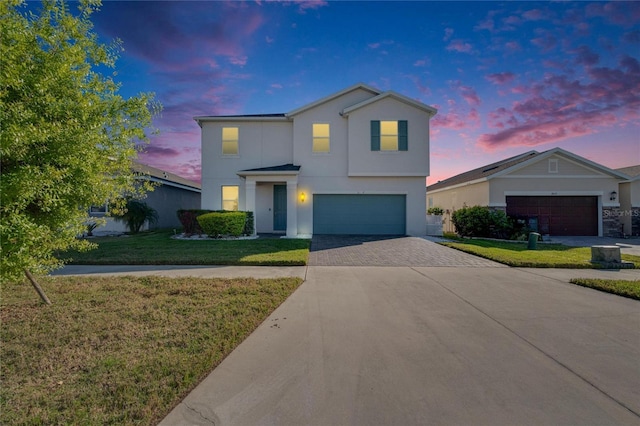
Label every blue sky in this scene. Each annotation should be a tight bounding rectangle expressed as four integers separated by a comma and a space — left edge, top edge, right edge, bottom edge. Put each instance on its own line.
35, 1, 640, 183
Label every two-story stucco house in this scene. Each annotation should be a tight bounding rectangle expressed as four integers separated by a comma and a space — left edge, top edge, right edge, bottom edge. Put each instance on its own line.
196, 84, 437, 237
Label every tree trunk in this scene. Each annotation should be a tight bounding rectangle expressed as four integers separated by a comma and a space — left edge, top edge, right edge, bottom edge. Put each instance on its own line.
24, 269, 52, 305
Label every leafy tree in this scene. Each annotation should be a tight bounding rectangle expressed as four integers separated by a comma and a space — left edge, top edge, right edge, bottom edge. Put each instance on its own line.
0, 0, 159, 297
114, 199, 158, 234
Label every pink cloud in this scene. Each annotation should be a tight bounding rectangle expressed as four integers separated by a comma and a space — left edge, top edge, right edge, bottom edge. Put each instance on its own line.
95, 2, 265, 71
139, 144, 181, 159
479, 55, 640, 150
446, 39, 474, 54
574, 45, 599, 67
432, 103, 480, 132
293, 0, 328, 12
585, 2, 640, 27
505, 41, 521, 52
460, 86, 480, 107
531, 30, 558, 52
522, 9, 548, 21
486, 72, 516, 85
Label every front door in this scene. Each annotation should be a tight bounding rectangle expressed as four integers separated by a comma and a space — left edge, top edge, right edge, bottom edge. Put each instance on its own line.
273, 184, 287, 232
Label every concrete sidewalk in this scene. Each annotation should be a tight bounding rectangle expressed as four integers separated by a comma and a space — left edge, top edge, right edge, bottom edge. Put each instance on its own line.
160, 266, 640, 426
51, 265, 307, 280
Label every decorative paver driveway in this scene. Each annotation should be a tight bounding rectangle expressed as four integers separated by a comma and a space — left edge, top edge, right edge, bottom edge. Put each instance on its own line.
308, 235, 505, 267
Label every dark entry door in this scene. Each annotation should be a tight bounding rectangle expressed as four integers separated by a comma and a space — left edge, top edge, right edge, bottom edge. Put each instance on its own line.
273, 185, 287, 231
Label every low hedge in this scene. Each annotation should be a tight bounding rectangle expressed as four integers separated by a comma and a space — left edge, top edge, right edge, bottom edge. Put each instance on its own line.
197, 211, 246, 238
178, 210, 254, 236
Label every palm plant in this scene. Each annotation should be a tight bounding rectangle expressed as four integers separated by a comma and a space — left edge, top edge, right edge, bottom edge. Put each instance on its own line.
115, 199, 159, 233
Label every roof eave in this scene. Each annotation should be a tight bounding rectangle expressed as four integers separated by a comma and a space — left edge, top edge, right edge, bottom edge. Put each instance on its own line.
286, 83, 380, 117
237, 170, 300, 177
194, 115, 290, 124
342, 91, 437, 117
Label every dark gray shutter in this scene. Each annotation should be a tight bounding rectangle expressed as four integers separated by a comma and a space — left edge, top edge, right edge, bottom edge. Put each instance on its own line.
398, 120, 408, 151
371, 120, 380, 151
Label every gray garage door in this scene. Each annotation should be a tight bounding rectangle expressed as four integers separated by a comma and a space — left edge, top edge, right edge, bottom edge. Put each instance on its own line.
313, 194, 406, 235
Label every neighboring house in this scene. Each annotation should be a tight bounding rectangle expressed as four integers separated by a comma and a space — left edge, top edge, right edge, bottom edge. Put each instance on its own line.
196, 83, 437, 237
426, 148, 631, 237
615, 165, 640, 236
90, 163, 201, 234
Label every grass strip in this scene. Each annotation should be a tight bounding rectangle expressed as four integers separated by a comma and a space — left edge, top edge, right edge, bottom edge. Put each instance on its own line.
442, 239, 640, 268
1, 275, 303, 425
569, 278, 640, 300
60, 229, 310, 266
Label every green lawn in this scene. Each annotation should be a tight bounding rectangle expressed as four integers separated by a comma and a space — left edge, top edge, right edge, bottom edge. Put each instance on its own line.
569, 278, 640, 300
1, 275, 303, 425
442, 239, 640, 268
61, 229, 310, 266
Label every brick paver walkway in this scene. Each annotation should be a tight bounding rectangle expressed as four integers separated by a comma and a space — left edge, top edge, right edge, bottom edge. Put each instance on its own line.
308, 235, 506, 267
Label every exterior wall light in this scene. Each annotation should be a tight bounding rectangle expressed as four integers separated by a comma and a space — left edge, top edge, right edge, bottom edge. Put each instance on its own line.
610, 191, 617, 201
300, 192, 306, 203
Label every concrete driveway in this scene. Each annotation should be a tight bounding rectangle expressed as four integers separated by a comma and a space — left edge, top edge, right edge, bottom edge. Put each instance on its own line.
161, 265, 640, 425
309, 235, 504, 267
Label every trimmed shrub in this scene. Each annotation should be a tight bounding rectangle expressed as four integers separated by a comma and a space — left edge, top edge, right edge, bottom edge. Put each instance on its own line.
197, 211, 246, 238
177, 209, 214, 235
451, 206, 512, 238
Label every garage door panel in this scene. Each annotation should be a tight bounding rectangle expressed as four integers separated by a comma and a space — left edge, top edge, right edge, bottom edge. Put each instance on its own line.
313, 194, 406, 235
506, 196, 597, 236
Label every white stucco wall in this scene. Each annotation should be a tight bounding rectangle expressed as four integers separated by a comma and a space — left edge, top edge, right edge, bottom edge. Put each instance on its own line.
346, 97, 431, 177
201, 119, 293, 210
292, 88, 375, 179
427, 181, 490, 212
489, 176, 621, 208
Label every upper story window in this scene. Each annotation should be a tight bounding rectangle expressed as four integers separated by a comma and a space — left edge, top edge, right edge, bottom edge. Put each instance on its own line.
371, 120, 408, 152
222, 185, 239, 211
312, 123, 330, 153
548, 159, 558, 173
222, 127, 239, 155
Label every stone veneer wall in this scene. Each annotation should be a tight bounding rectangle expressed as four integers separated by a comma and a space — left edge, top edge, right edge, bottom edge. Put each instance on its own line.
602, 207, 622, 237
603, 207, 640, 237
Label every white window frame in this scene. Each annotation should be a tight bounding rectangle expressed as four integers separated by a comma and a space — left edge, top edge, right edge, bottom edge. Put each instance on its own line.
221, 185, 239, 211
380, 120, 399, 151
548, 159, 558, 173
312, 123, 330, 153
222, 127, 239, 156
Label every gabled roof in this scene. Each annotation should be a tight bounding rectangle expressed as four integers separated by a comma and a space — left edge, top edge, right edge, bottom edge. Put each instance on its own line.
616, 165, 640, 181
341, 90, 438, 117
286, 83, 380, 117
133, 163, 201, 192
427, 151, 538, 191
237, 163, 301, 176
427, 147, 629, 192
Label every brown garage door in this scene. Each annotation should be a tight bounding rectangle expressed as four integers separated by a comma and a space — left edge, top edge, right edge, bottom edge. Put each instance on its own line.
506, 196, 598, 236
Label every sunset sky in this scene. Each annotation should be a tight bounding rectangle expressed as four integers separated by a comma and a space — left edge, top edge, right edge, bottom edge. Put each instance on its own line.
34, 1, 640, 183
